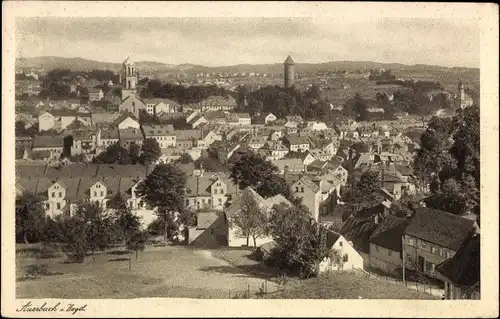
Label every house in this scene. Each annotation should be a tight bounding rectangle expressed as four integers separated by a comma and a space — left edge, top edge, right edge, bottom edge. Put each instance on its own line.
262, 141, 288, 161
114, 113, 140, 130
247, 135, 267, 151
435, 232, 480, 300
32, 135, 64, 161
368, 216, 409, 274
38, 110, 77, 132
97, 128, 120, 149
290, 175, 323, 221
286, 150, 316, 167
309, 149, 332, 162
70, 129, 98, 157
118, 128, 144, 149
184, 171, 238, 211
265, 113, 277, 124
187, 211, 228, 247
141, 124, 176, 148
143, 98, 180, 115
118, 94, 147, 118
187, 113, 208, 129
157, 147, 184, 164
284, 115, 303, 128
174, 129, 202, 150
227, 113, 251, 126
199, 95, 237, 112
275, 158, 306, 175
284, 134, 310, 153
268, 129, 283, 141
318, 230, 364, 273
91, 112, 121, 128
403, 207, 478, 278
88, 88, 104, 102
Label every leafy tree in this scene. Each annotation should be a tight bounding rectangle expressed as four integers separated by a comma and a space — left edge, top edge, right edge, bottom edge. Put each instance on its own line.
139, 138, 161, 165
231, 188, 268, 247
268, 204, 328, 277
108, 192, 142, 243
15, 192, 47, 244
343, 171, 384, 217
129, 143, 141, 165
136, 164, 187, 240
93, 143, 131, 164
127, 231, 146, 260
230, 152, 291, 199
49, 214, 88, 263
74, 201, 115, 260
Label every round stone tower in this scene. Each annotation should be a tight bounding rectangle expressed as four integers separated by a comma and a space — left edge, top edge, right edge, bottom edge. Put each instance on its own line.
283, 55, 295, 89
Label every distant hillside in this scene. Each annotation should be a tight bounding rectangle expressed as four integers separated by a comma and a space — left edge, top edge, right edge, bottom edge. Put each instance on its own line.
16, 56, 479, 76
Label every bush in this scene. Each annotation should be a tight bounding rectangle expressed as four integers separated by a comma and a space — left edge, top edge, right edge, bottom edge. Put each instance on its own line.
25, 263, 50, 278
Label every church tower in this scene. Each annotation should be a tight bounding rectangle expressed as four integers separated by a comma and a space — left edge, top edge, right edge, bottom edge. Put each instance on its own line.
284, 55, 295, 89
121, 56, 137, 100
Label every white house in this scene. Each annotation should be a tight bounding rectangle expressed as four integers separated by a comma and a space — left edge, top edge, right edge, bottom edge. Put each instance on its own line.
115, 114, 140, 130
265, 113, 277, 124
318, 230, 364, 273
142, 124, 176, 148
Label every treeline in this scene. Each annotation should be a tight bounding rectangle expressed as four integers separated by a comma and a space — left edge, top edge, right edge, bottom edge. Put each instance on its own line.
413, 105, 480, 216
92, 139, 161, 165
236, 85, 333, 121
139, 79, 232, 105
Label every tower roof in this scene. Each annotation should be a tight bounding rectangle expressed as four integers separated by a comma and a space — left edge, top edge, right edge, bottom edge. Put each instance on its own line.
123, 56, 135, 65
284, 55, 295, 65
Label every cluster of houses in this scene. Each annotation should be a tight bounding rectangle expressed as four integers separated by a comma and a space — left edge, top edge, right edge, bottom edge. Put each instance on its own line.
14, 56, 479, 300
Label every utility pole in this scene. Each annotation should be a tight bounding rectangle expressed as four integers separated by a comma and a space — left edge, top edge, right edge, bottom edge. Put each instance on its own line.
402, 235, 406, 286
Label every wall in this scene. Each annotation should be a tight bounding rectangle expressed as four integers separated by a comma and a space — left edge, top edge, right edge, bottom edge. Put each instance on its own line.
318, 237, 364, 273
369, 243, 402, 274
38, 113, 55, 132
404, 235, 455, 278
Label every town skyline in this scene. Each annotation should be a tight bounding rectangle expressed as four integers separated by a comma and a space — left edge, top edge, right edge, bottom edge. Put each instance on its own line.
16, 17, 480, 69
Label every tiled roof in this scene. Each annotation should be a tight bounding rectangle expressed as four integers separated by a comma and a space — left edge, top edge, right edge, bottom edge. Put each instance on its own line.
405, 207, 475, 250
118, 128, 143, 140
435, 233, 480, 286
32, 135, 64, 149
369, 216, 409, 252
142, 124, 175, 137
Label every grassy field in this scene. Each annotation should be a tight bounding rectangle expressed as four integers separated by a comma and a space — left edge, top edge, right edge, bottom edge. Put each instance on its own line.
16, 245, 438, 299
268, 272, 439, 299
16, 244, 272, 299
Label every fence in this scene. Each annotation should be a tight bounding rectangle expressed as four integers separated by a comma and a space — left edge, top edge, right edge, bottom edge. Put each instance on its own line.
226, 279, 278, 299
356, 268, 444, 298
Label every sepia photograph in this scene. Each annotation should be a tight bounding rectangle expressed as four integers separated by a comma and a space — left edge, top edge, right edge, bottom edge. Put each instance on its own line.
2, 1, 498, 318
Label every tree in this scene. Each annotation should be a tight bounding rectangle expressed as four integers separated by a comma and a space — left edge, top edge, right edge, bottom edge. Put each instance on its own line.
93, 143, 131, 164
129, 143, 141, 165
136, 164, 187, 240
268, 204, 328, 277
230, 152, 291, 199
231, 188, 268, 247
74, 201, 115, 260
47, 214, 88, 263
127, 231, 146, 260
16, 192, 47, 244
108, 192, 142, 243
139, 138, 161, 164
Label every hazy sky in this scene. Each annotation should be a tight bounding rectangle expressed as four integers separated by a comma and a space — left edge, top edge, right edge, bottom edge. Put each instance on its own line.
16, 17, 480, 68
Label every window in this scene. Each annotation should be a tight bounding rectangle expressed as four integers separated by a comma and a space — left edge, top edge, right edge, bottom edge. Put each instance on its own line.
339, 241, 343, 247
406, 254, 412, 262
295, 187, 299, 192
46, 203, 50, 209
58, 192, 62, 198
300, 187, 304, 193
408, 238, 414, 246
343, 255, 348, 262
430, 246, 436, 254
100, 191, 104, 197
219, 189, 224, 194
420, 241, 427, 249
186, 199, 189, 206
56, 203, 61, 210
96, 184, 100, 188
93, 191, 97, 197
218, 198, 222, 204
52, 192, 56, 198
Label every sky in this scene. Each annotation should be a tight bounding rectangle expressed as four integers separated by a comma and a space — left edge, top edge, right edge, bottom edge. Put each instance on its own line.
15, 17, 480, 68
